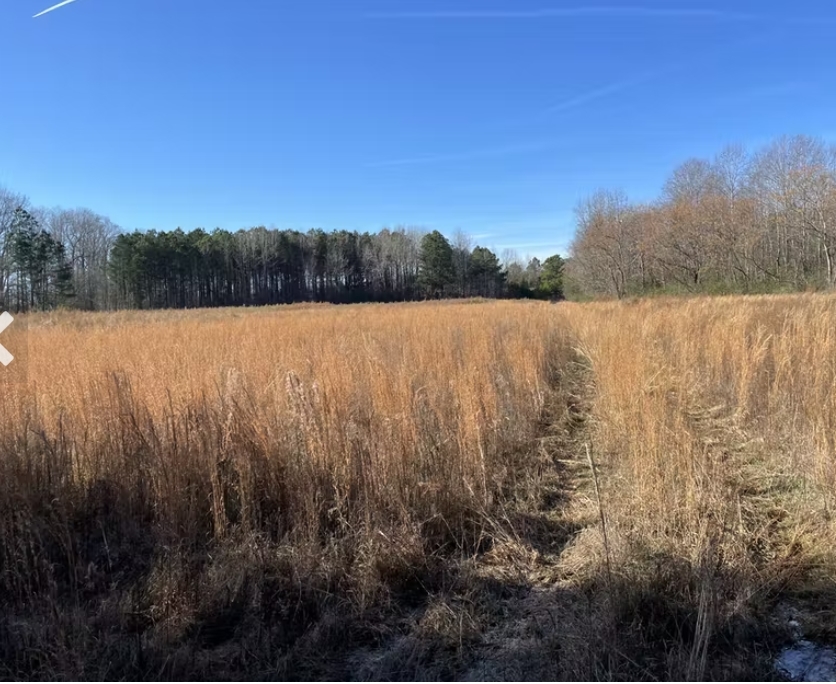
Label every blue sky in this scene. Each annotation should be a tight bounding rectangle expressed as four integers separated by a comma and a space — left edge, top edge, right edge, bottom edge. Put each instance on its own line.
2, 0, 835, 260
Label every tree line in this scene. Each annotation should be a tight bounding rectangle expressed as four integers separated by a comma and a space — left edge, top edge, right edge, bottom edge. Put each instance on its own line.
9, 131, 831, 309
568, 134, 836, 298
0, 187, 564, 312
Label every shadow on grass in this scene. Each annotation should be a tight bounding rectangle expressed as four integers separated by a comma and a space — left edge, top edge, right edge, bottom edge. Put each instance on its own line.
2, 487, 823, 681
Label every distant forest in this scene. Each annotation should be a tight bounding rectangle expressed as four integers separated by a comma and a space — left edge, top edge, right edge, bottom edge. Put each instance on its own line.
0, 199, 564, 312
4, 133, 836, 311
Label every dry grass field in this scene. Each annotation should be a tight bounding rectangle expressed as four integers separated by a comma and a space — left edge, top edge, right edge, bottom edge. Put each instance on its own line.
2, 295, 836, 679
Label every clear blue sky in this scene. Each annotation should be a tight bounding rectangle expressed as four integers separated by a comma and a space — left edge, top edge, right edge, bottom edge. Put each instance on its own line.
2, 0, 835, 259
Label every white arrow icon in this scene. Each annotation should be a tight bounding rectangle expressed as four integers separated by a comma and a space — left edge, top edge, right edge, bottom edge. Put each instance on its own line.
0, 312, 14, 367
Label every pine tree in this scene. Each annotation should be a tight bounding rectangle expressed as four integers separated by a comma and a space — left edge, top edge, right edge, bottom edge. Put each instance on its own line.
8, 207, 75, 311
418, 230, 455, 298
469, 246, 504, 297
538, 254, 565, 300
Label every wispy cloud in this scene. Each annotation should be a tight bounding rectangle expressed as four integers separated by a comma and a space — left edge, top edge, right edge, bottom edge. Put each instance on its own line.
34, 0, 78, 18
366, 139, 565, 168
475, 64, 679, 133
540, 67, 675, 118
524, 32, 775, 124
368, 8, 836, 30
368, 6, 757, 21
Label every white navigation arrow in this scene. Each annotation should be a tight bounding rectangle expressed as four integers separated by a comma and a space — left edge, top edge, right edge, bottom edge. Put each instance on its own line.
0, 312, 14, 367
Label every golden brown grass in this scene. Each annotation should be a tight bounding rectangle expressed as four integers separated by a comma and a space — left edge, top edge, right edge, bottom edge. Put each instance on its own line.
553, 293, 836, 679
3, 294, 836, 680
0, 300, 570, 679
10, 301, 558, 540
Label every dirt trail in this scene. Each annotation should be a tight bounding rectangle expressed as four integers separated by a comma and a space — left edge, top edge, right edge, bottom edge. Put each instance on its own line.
459, 352, 601, 681
341, 350, 605, 681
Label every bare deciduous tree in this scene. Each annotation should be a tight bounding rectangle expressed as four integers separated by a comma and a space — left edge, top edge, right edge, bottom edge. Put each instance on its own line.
571, 134, 836, 297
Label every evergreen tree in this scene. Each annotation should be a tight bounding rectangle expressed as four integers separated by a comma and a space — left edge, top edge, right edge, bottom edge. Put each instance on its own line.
469, 246, 504, 297
418, 230, 455, 298
8, 207, 74, 311
538, 254, 565, 300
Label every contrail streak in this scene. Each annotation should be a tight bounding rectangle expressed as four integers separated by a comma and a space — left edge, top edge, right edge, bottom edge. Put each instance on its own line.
539, 64, 679, 117
543, 76, 651, 116
525, 32, 773, 124
366, 32, 778, 169
365, 72, 672, 168
366, 7, 836, 26
368, 7, 757, 21
34, 0, 78, 18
